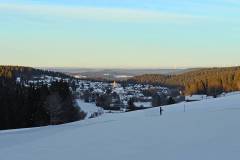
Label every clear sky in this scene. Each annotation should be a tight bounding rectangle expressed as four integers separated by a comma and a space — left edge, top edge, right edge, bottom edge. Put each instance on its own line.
0, 0, 239, 68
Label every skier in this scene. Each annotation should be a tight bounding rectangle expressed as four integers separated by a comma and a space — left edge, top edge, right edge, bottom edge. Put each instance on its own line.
160, 107, 163, 116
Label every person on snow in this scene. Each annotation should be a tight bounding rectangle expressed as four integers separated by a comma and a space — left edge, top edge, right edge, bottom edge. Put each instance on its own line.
160, 107, 163, 116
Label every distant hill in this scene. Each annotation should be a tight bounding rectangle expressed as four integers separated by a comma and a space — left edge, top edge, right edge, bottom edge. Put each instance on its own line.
0, 66, 72, 80
129, 67, 240, 96
43, 67, 194, 80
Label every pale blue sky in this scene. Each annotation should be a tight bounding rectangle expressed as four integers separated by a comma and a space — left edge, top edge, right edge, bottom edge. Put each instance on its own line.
0, 0, 239, 68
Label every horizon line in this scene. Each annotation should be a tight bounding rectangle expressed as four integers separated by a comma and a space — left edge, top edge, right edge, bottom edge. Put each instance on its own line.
3, 65, 239, 70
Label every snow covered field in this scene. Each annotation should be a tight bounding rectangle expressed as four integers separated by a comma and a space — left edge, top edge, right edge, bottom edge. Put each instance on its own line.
1, 94, 240, 160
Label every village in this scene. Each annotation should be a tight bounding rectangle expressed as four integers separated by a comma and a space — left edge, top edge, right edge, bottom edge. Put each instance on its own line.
73, 80, 181, 111
17, 74, 218, 114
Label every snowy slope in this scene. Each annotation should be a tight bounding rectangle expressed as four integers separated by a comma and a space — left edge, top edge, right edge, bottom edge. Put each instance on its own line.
1, 94, 240, 160
75, 99, 104, 119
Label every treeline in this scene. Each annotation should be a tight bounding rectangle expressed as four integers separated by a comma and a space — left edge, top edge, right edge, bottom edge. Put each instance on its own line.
0, 77, 85, 130
0, 66, 71, 80
129, 67, 240, 96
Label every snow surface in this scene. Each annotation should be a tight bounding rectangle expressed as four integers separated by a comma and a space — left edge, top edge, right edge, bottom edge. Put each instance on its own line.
134, 102, 152, 108
1, 94, 240, 160
75, 99, 103, 119
185, 94, 208, 101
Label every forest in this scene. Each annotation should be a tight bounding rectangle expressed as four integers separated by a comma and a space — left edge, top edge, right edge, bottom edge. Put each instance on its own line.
129, 67, 240, 96
0, 65, 71, 80
0, 66, 85, 130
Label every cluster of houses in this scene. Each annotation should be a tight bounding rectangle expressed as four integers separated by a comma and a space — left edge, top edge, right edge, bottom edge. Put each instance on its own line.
73, 80, 185, 111
16, 76, 70, 87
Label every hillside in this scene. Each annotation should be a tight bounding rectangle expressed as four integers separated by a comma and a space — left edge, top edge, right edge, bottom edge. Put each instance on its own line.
129, 67, 240, 95
0, 66, 71, 80
47, 68, 192, 80
0, 66, 82, 130
1, 93, 240, 160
